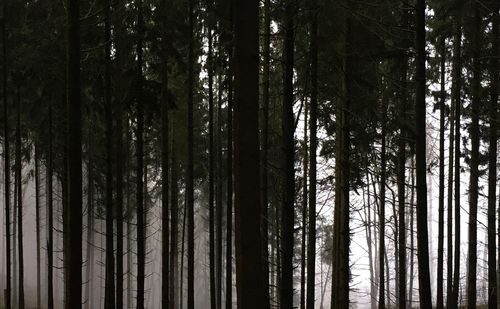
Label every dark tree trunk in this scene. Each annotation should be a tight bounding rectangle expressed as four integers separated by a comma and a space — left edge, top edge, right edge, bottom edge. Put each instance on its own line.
331, 2, 350, 307
160, 0, 169, 308
135, 0, 145, 307
300, 98, 308, 309
280, 2, 295, 308
47, 101, 54, 309
261, 0, 271, 307
2, 7, 11, 308
169, 124, 178, 309
216, 54, 223, 309
378, 102, 387, 309
104, 0, 115, 306
35, 144, 41, 309
451, 7, 463, 308
436, 35, 446, 309
187, 0, 195, 308
415, 0, 432, 305
85, 129, 94, 309
15, 87, 24, 309
233, 0, 265, 307
306, 1, 318, 307
66, 0, 83, 304
487, 1, 499, 308
208, 18, 216, 309
397, 18, 408, 309
226, 21, 234, 309
466, 4, 481, 308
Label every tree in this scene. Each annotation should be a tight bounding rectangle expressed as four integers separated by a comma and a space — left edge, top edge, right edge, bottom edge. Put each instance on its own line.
15, 85, 24, 309
233, 0, 265, 307
415, 0, 432, 306
487, 1, 499, 307
66, 0, 83, 305
280, 1, 295, 308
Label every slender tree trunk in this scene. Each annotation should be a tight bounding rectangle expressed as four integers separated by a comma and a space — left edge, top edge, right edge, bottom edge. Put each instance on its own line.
300, 96, 308, 309
446, 28, 456, 309
216, 54, 223, 309
378, 102, 387, 309
280, 2, 295, 308
487, 1, 499, 308
35, 143, 41, 309
85, 129, 94, 309
104, 0, 115, 306
466, 4, 481, 308
2, 6, 11, 308
169, 123, 178, 309
451, 7, 463, 308
15, 86, 24, 309
67, 0, 83, 304
233, 0, 265, 307
415, 0, 432, 305
186, 0, 195, 308
261, 0, 271, 307
306, 2, 318, 307
47, 100, 54, 309
331, 1, 350, 307
135, 0, 145, 307
397, 23, 408, 309
160, 0, 169, 307
436, 35, 446, 309
226, 27, 234, 309
208, 19, 216, 309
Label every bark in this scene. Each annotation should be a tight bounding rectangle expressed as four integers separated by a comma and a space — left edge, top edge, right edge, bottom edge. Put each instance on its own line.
135, 0, 145, 307
280, 2, 295, 308
169, 123, 178, 309
487, 1, 499, 308
415, 0, 432, 305
35, 143, 41, 309
436, 35, 446, 309
85, 129, 94, 309
208, 18, 216, 309
331, 1, 350, 307
47, 101, 54, 309
187, 0, 195, 308
216, 54, 223, 309
261, 0, 271, 307
15, 86, 24, 309
451, 7, 463, 308
2, 6, 11, 308
67, 0, 83, 304
466, 3, 481, 308
306, 2, 318, 307
233, 0, 265, 307
160, 0, 170, 307
104, 0, 115, 306
226, 24, 234, 309
300, 96, 308, 309
378, 102, 387, 309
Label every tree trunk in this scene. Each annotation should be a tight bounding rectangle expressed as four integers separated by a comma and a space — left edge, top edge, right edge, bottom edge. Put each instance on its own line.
280, 2, 295, 308
300, 97, 308, 309
233, 0, 265, 307
35, 143, 41, 309
104, 0, 115, 306
306, 2, 318, 307
187, 0, 195, 308
15, 86, 24, 309
436, 35, 446, 309
47, 100, 54, 309
135, 0, 145, 307
415, 0, 432, 305
331, 1, 350, 307
378, 101, 387, 309
487, 1, 499, 308
67, 0, 83, 304
261, 0, 271, 307
466, 3, 481, 308
452, 6, 463, 308
226, 24, 234, 309
2, 7, 11, 308
208, 18, 216, 309
85, 129, 94, 309
160, 0, 169, 307
216, 54, 223, 309
169, 122, 178, 309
